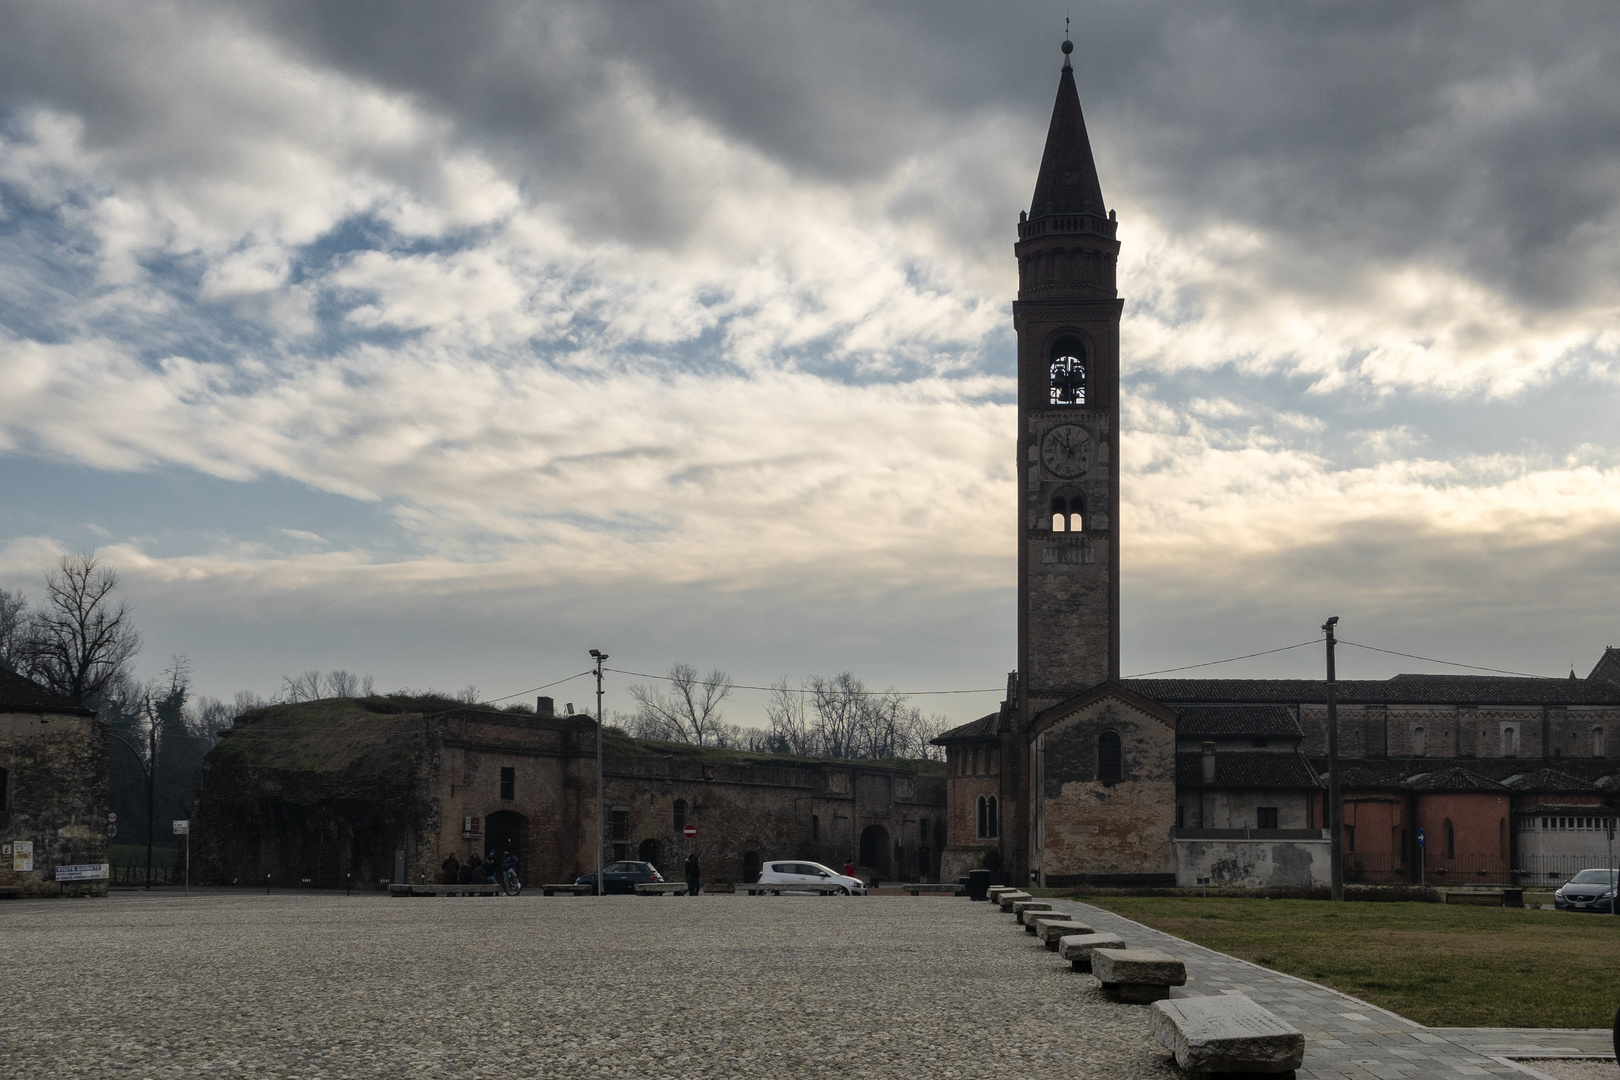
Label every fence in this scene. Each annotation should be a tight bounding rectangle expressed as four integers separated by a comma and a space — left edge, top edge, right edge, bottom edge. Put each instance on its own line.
1512, 854, 1619, 885
1342, 853, 1406, 885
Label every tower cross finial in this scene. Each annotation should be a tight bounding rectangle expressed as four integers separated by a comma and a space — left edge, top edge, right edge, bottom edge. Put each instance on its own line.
1062, 17, 1073, 70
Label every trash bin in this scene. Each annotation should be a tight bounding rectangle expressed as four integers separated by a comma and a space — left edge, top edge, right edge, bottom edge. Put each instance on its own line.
1501, 889, 1524, 908
968, 869, 991, 901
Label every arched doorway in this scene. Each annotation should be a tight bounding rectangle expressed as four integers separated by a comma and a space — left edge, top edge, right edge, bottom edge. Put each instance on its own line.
638, 838, 661, 871
484, 810, 529, 878
742, 851, 761, 884
858, 825, 892, 881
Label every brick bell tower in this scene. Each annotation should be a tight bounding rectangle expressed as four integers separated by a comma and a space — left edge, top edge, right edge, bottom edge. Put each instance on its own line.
1008, 38, 1123, 875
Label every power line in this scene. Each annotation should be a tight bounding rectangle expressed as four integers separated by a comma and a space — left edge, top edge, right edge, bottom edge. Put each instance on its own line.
479, 670, 595, 704
604, 667, 1003, 697
1337, 639, 1558, 680
1123, 639, 1319, 678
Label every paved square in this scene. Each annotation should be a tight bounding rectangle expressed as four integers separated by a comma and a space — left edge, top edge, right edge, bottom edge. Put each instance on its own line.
0, 892, 1178, 1079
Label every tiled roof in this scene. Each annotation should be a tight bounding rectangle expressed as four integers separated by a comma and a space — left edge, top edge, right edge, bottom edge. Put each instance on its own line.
1175, 751, 1321, 790
1401, 766, 1504, 792
1175, 705, 1300, 738
1127, 675, 1620, 707
0, 668, 93, 715
933, 711, 999, 744
1501, 768, 1599, 793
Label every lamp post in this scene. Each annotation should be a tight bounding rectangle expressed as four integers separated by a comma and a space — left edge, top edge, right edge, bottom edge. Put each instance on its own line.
589, 649, 608, 897
1323, 616, 1343, 902
109, 730, 156, 889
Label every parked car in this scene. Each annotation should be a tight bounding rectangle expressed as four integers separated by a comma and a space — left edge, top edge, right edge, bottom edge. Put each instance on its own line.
754, 860, 867, 895
1554, 868, 1618, 912
575, 861, 664, 894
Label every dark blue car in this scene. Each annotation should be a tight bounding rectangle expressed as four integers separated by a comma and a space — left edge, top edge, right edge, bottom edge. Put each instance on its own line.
575, 861, 664, 894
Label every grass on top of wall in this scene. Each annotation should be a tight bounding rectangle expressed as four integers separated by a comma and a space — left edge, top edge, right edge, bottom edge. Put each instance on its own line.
1075, 894, 1620, 1029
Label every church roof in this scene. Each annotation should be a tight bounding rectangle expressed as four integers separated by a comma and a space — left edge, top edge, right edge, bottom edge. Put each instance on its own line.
1027, 56, 1107, 220
1590, 647, 1620, 686
933, 711, 999, 744
0, 667, 94, 715
1175, 705, 1300, 739
1127, 674, 1620, 707
1501, 768, 1600, 793
1176, 750, 1320, 790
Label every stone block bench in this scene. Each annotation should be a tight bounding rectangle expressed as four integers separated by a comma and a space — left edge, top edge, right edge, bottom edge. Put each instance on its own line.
1033, 917, 1093, 948
539, 883, 593, 896
997, 891, 1032, 912
902, 883, 965, 896
1149, 994, 1305, 1075
634, 882, 690, 895
737, 882, 849, 895
1091, 947, 1187, 1003
1059, 931, 1126, 971
1012, 900, 1054, 924
986, 885, 1016, 901
389, 884, 500, 897
1443, 890, 1506, 906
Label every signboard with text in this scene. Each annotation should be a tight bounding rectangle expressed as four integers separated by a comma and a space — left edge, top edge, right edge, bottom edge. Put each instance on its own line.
12, 840, 33, 872
55, 864, 109, 882
173, 820, 190, 835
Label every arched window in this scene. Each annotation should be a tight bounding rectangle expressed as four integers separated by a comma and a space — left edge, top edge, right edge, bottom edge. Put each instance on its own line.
987, 796, 999, 838
1595, 727, 1605, 757
1068, 494, 1084, 533
1444, 818, 1455, 860
1412, 726, 1426, 757
1098, 731, 1122, 783
1051, 496, 1067, 532
1498, 818, 1507, 860
976, 795, 989, 839
673, 799, 686, 832
1500, 726, 1517, 757
1049, 337, 1086, 406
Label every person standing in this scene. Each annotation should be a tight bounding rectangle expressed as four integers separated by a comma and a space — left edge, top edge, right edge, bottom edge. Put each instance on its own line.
441, 853, 460, 884
684, 852, 701, 896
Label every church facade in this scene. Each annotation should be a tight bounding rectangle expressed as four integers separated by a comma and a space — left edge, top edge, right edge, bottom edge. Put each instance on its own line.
936, 43, 1620, 891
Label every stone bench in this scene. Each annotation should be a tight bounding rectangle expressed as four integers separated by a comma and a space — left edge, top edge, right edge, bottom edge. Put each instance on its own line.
1443, 891, 1505, 906
634, 882, 690, 895
986, 885, 1016, 900
1091, 947, 1188, 1003
1034, 917, 1093, 949
1059, 931, 1126, 971
997, 891, 1033, 912
1149, 995, 1305, 1075
388, 884, 501, 897
737, 882, 849, 895
540, 883, 593, 896
1012, 900, 1054, 924
902, 883, 965, 896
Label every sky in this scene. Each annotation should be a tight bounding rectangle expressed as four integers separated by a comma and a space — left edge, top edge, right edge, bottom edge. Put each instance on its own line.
1, 1, 1619, 725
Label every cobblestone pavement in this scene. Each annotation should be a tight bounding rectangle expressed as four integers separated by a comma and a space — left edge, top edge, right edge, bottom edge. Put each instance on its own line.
0, 891, 1181, 1080
1048, 898, 1615, 1079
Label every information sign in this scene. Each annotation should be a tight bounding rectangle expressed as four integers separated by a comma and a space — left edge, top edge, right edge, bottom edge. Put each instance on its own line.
173, 819, 190, 835
12, 840, 33, 871
1416, 828, 1425, 847
683, 824, 697, 839
55, 864, 109, 882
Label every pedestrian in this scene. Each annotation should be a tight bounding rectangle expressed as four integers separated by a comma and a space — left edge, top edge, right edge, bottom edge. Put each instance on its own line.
684, 852, 701, 896
459, 855, 479, 885
441, 853, 460, 884
500, 850, 521, 896
843, 859, 854, 878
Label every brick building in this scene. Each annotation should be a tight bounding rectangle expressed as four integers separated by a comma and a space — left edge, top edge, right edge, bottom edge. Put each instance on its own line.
935, 40, 1620, 891
0, 668, 110, 897
194, 695, 945, 889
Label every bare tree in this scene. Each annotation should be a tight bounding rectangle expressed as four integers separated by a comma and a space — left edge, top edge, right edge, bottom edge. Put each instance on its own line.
765, 677, 817, 755
361, 674, 375, 696
280, 671, 322, 702
24, 553, 141, 705
455, 684, 481, 704
627, 664, 736, 746
322, 670, 360, 698
0, 588, 28, 673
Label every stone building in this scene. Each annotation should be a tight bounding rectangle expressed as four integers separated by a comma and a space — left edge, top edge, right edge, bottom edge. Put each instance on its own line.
194, 695, 945, 888
935, 40, 1620, 891
0, 668, 109, 897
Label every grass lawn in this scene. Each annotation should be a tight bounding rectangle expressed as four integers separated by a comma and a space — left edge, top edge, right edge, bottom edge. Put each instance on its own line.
1076, 895, 1620, 1029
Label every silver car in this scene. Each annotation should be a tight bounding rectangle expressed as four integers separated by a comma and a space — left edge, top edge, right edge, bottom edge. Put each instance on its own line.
755, 860, 867, 895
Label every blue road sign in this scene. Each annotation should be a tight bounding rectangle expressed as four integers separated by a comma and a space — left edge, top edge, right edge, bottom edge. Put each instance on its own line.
1417, 828, 1425, 847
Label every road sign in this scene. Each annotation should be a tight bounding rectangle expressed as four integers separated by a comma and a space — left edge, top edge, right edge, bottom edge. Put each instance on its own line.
683, 824, 697, 839
1416, 828, 1425, 847
108, 824, 117, 838
173, 819, 190, 835
107, 811, 117, 824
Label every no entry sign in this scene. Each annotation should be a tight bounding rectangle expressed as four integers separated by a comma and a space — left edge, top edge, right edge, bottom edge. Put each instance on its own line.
683, 824, 697, 839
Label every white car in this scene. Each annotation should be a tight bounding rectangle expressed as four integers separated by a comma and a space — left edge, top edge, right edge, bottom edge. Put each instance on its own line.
755, 860, 867, 895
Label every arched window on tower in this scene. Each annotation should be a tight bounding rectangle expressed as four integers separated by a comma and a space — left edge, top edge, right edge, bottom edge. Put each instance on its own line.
1098, 731, 1122, 783
1068, 493, 1084, 532
1051, 496, 1067, 532
1412, 726, 1426, 757
1049, 337, 1086, 406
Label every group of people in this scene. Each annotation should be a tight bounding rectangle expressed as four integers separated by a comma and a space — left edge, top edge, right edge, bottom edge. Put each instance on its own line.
440, 851, 521, 895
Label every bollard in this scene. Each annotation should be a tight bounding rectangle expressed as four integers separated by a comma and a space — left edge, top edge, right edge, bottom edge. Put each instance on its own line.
346, 872, 351, 897
265, 873, 270, 895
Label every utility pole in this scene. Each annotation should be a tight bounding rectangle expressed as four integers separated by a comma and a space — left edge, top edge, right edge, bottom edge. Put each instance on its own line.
589, 649, 608, 897
1323, 616, 1343, 902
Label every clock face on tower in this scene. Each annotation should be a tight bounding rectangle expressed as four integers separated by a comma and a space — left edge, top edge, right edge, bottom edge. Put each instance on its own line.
1040, 423, 1090, 479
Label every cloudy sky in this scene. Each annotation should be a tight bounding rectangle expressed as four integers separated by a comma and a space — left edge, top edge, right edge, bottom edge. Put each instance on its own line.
2, 1, 1618, 722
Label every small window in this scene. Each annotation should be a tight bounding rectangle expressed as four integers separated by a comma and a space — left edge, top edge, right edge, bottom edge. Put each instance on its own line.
811, 814, 820, 840
1412, 726, 1426, 757
1444, 818, 1455, 859
1257, 806, 1279, 830
611, 809, 629, 843
1051, 496, 1067, 532
1049, 337, 1086, 406
1097, 731, 1122, 783
977, 795, 989, 839
986, 795, 999, 839
673, 799, 687, 832
499, 766, 515, 801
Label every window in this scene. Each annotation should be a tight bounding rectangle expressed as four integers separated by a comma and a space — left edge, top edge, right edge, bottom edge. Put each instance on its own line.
1444, 818, 1455, 859
1049, 338, 1086, 405
673, 799, 686, 832
977, 796, 988, 838
1097, 731, 1122, 783
1596, 728, 1606, 757
811, 814, 820, 840
987, 796, 999, 838
1500, 725, 1517, 757
499, 766, 514, 801
1412, 726, 1426, 757
1257, 806, 1279, 830
610, 809, 628, 843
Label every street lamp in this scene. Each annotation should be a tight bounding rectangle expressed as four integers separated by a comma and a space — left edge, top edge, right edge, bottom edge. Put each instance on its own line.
589, 649, 608, 897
